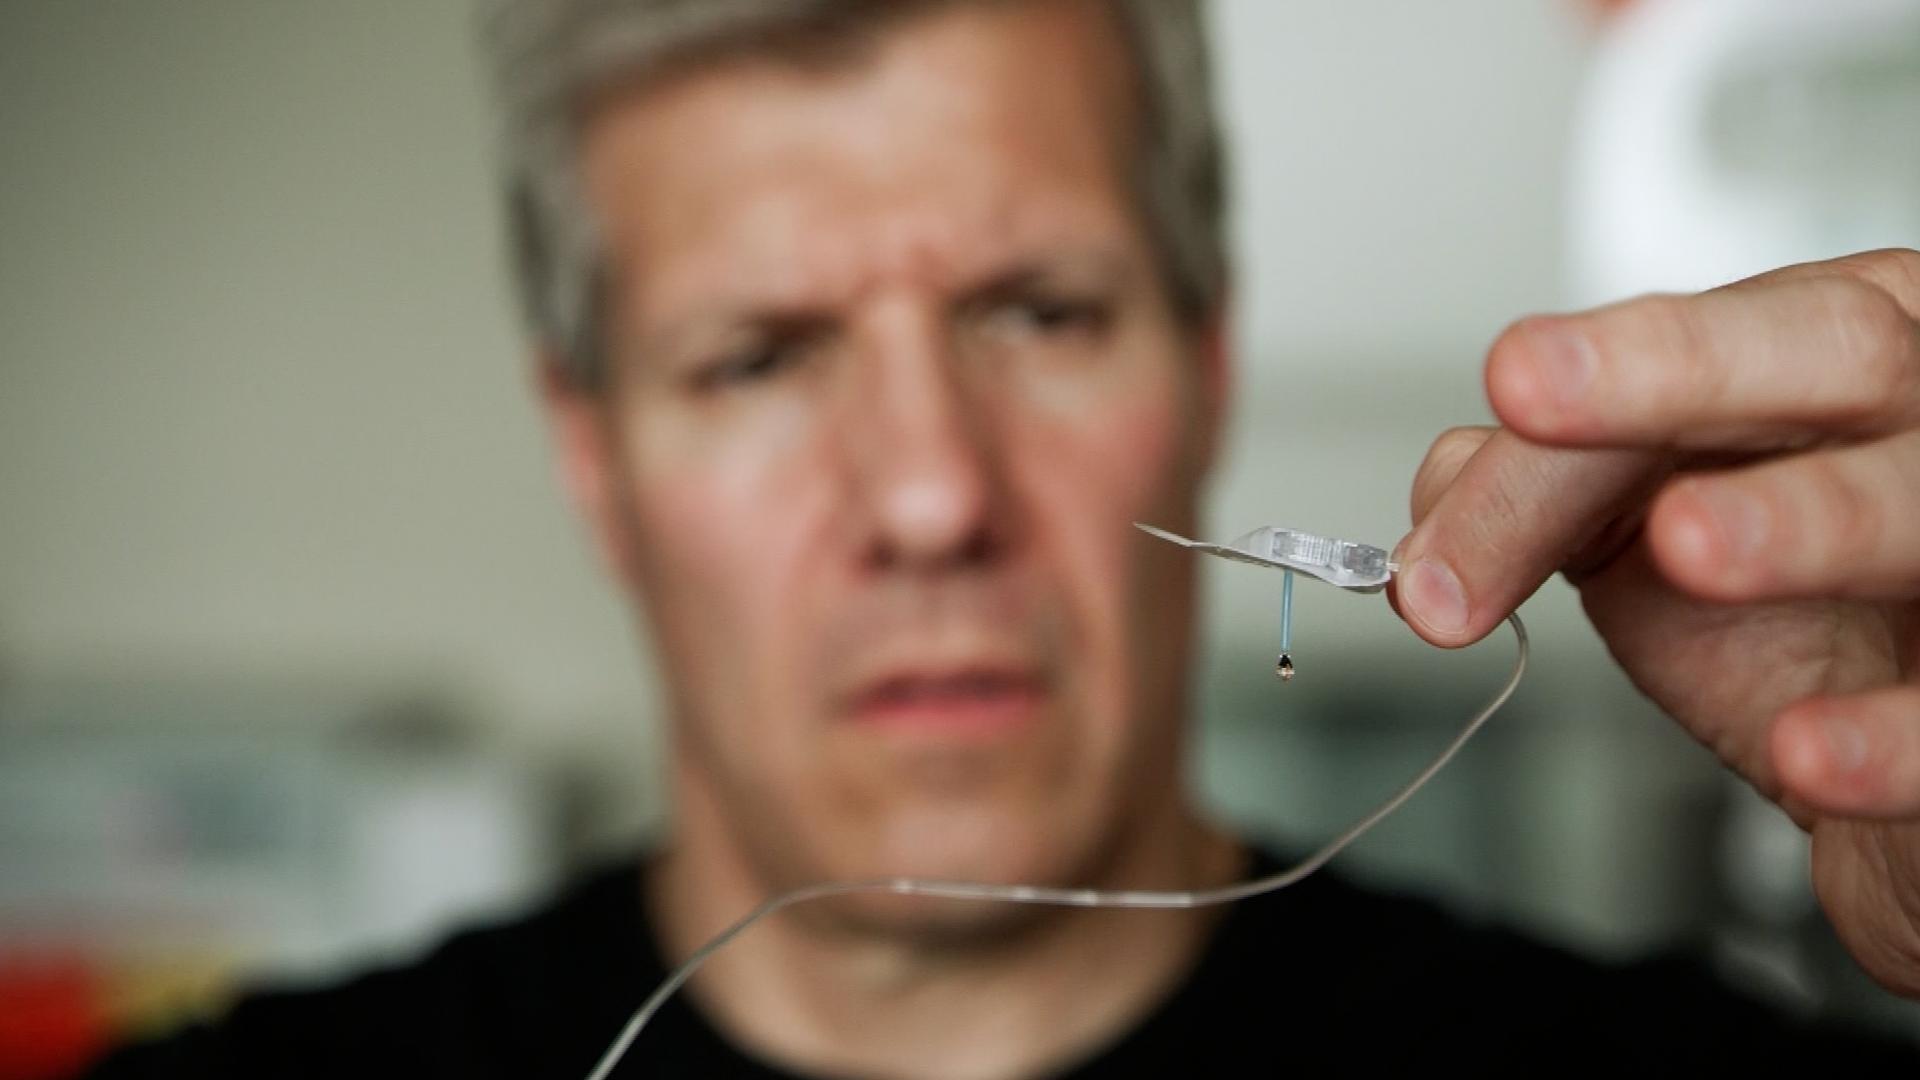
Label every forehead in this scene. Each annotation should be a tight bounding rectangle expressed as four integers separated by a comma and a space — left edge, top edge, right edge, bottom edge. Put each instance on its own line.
576, 0, 1143, 327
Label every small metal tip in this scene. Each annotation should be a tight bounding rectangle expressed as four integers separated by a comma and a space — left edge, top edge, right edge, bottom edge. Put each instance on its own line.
1276, 653, 1295, 681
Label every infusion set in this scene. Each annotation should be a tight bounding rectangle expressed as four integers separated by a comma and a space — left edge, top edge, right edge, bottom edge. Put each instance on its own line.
582, 524, 1530, 1079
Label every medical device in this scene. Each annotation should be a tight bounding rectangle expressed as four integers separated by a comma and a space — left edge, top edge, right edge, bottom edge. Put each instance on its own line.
583, 523, 1528, 1080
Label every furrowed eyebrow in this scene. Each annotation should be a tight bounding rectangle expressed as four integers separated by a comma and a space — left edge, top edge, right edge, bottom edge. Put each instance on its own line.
634, 245, 1132, 361
956, 251, 1129, 303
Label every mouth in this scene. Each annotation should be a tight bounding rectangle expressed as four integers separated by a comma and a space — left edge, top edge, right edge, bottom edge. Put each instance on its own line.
847, 665, 1049, 738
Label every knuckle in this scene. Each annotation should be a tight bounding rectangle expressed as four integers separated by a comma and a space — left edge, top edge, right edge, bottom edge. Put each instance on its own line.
1805, 455, 1885, 566
1461, 465, 1536, 567
1840, 247, 1920, 307
1822, 277, 1920, 410
1627, 292, 1701, 350
1629, 292, 1724, 406
1882, 246, 1920, 292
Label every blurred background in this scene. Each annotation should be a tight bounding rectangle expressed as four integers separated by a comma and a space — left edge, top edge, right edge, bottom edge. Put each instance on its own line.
3, 0, 1919, 1075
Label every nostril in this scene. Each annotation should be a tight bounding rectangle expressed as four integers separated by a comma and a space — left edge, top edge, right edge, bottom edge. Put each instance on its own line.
868, 522, 997, 573
958, 526, 994, 564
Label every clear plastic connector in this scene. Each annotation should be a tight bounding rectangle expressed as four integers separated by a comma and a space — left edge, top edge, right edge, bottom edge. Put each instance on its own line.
1232, 526, 1395, 592
1133, 523, 1397, 593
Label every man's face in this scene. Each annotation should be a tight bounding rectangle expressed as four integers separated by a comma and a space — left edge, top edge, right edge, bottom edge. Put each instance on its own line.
560, 0, 1226, 916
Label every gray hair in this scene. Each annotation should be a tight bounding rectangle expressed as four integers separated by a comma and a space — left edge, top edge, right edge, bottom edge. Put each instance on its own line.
478, 0, 1225, 385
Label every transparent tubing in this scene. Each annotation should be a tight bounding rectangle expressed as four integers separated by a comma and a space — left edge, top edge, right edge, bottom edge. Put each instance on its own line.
584, 611, 1530, 1080
1280, 570, 1295, 653
1277, 569, 1296, 678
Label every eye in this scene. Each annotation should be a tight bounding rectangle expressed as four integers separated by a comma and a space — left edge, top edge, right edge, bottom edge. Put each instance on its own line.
976, 292, 1113, 347
691, 337, 807, 392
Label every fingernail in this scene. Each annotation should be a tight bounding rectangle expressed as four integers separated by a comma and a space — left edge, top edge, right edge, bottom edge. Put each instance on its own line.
1689, 483, 1770, 563
1534, 322, 1596, 407
1825, 717, 1869, 774
1404, 558, 1470, 636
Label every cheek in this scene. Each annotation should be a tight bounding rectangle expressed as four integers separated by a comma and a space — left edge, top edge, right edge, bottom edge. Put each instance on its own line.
1007, 349, 1197, 703
614, 401, 837, 723
1011, 350, 1193, 572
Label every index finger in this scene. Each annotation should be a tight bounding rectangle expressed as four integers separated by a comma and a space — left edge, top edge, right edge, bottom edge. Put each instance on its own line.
1392, 432, 1663, 647
1488, 248, 1920, 451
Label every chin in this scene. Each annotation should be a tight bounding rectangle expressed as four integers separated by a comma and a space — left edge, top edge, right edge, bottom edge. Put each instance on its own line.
760, 780, 1121, 941
803, 796, 1115, 940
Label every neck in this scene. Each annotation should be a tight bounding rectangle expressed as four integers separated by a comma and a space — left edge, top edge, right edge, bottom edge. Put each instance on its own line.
645, 760, 1243, 1080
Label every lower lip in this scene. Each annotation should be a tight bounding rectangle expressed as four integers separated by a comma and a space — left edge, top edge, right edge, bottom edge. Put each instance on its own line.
851, 683, 1046, 737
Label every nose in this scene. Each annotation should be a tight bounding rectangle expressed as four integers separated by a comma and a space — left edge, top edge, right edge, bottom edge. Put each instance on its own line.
840, 315, 1005, 572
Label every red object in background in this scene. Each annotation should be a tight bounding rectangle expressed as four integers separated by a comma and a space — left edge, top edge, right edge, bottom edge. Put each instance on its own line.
0, 957, 109, 1080
1577, 0, 1640, 23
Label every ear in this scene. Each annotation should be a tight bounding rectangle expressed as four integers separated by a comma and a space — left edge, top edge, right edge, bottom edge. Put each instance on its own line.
536, 356, 647, 593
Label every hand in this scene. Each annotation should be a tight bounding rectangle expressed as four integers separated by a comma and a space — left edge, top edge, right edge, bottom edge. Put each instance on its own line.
1392, 248, 1920, 997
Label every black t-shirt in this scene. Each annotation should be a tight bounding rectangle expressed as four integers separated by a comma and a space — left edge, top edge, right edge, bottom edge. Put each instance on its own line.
77, 847, 1920, 1078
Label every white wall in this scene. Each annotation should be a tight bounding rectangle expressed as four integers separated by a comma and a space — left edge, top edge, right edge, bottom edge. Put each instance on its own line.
0, 2, 653, 755
1214, 1, 1588, 366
